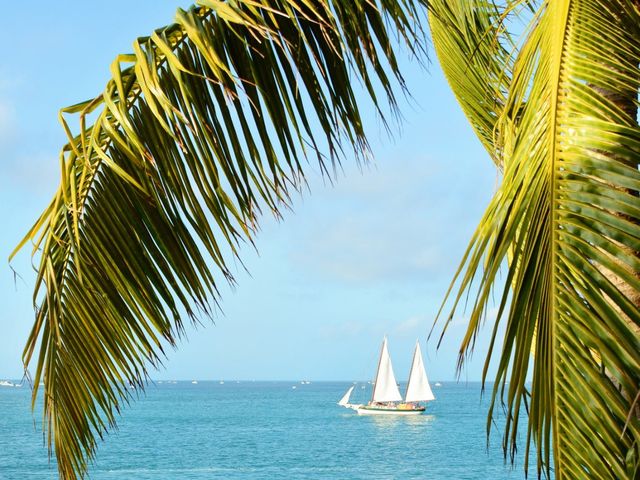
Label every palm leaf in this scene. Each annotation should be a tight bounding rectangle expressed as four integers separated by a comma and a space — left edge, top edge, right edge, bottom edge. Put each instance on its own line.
432, 0, 640, 478
428, 0, 516, 167
11, 1, 427, 478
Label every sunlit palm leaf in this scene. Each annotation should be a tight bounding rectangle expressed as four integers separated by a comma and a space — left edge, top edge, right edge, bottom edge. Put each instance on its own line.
433, 0, 640, 478
428, 0, 515, 166
11, 1, 427, 478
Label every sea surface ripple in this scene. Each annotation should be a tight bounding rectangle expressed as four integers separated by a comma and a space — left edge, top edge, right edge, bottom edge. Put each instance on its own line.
0, 381, 540, 479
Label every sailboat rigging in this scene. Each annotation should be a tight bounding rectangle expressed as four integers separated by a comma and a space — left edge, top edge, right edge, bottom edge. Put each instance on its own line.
338, 337, 435, 415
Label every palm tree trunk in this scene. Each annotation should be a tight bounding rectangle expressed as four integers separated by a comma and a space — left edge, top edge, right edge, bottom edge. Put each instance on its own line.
591, 3, 640, 314
589, 6, 640, 417
591, 83, 640, 331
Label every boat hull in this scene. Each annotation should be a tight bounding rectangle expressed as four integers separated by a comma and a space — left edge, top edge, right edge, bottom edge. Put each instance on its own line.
356, 405, 426, 416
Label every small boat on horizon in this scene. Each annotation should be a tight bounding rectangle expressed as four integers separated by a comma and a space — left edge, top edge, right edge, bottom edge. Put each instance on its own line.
338, 337, 435, 415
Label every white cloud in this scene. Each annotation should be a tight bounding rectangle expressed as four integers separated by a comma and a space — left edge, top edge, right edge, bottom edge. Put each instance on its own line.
448, 305, 501, 329
318, 320, 367, 339
393, 315, 423, 334
2, 150, 59, 194
292, 213, 443, 283
286, 154, 484, 286
0, 100, 15, 146
318, 314, 426, 340
0, 68, 23, 91
0, 68, 20, 141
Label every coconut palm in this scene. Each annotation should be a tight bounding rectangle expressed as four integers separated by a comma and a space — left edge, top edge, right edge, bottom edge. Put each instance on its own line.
11, 0, 640, 480
10, 0, 427, 478
430, 1, 640, 478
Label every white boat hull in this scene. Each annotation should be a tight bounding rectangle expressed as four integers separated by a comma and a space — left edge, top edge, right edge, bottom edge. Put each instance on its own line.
356, 405, 426, 416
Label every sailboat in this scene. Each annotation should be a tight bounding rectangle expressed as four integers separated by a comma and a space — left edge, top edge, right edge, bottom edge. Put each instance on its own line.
338, 337, 435, 415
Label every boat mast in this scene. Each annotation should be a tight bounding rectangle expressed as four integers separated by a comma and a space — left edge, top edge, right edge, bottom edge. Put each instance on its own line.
404, 340, 419, 401
370, 336, 386, 403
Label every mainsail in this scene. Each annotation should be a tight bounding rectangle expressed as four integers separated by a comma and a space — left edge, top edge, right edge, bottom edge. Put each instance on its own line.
404, 341, 435, 402
371, 337, 402, 402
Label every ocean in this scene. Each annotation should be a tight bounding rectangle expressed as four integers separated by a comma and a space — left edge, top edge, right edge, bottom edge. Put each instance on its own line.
1, 381, 539, 479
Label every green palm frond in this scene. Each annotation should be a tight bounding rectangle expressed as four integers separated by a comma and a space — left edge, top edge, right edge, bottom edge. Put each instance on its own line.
11, 1, 427, 478
428, 0, 515, 166
433, 0, 640, 478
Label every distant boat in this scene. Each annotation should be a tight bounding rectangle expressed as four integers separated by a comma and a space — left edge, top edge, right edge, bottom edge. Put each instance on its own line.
191, 381, 198, 384
435, 382, 442, 387
219, 381, 224, 385
338, 337, 435, 415
0, 380, 14, 387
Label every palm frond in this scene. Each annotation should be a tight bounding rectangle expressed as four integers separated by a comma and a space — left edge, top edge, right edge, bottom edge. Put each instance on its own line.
433, 0, 640, 478
428, 0, 516, 166
11, 1, 428, 478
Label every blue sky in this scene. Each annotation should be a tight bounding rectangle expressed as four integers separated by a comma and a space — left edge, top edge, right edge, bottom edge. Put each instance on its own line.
0, 1, 501, 382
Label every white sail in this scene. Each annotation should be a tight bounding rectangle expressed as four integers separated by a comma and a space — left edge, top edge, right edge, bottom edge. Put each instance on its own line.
371, 337, 403, 403
404, 341, 435, 402
338, 386, 355, 406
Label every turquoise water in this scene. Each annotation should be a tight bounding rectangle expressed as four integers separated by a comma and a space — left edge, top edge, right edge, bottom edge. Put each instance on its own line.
1, 382, 538, 479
